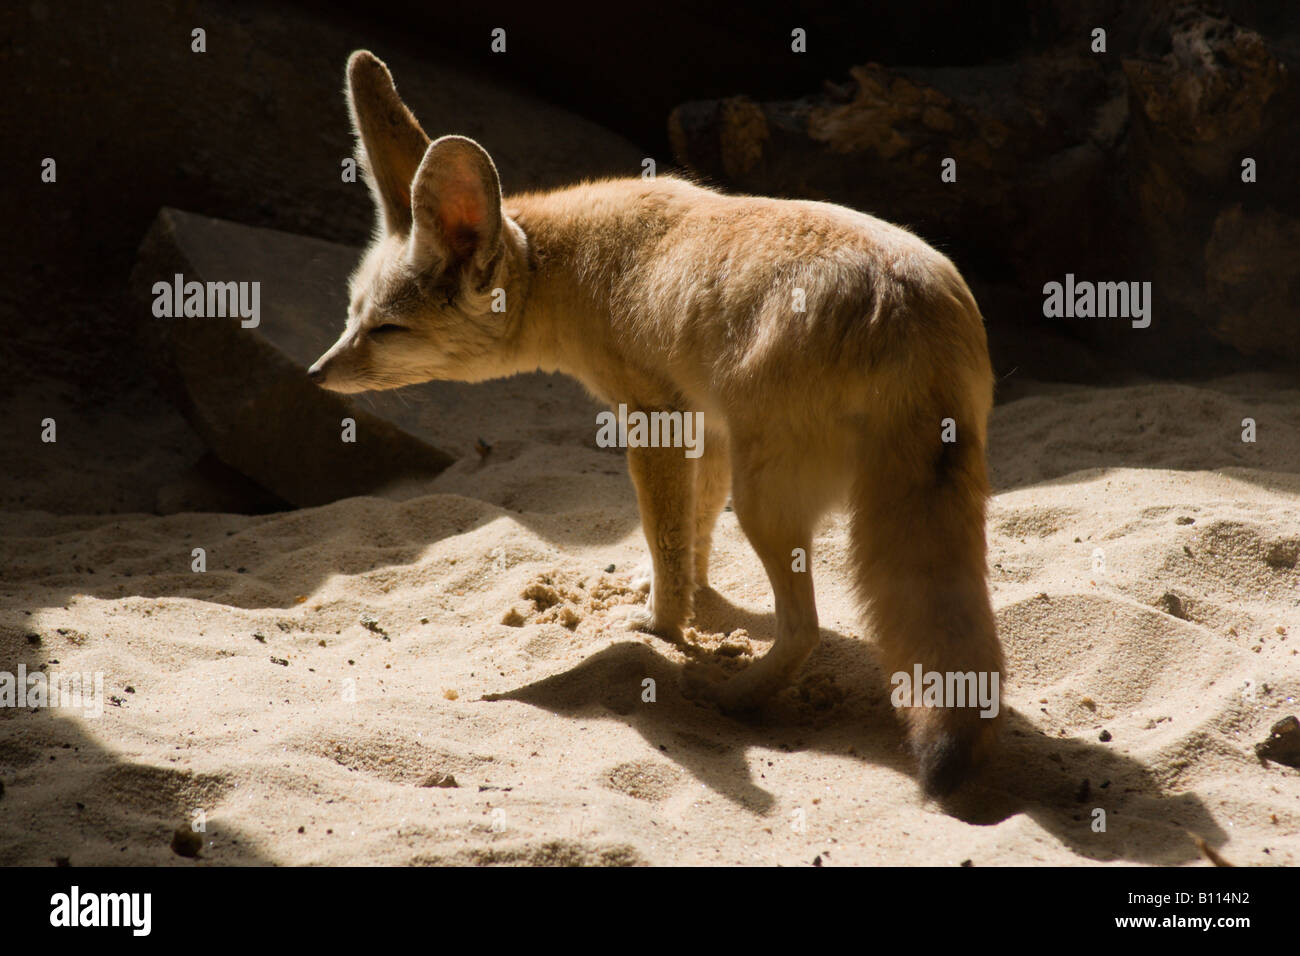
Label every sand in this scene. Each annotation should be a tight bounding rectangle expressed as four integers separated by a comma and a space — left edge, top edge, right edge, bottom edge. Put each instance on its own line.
0, 372, 1297, 866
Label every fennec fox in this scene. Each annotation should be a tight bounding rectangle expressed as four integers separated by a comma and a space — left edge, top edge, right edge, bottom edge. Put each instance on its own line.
310, 51, 1003, 796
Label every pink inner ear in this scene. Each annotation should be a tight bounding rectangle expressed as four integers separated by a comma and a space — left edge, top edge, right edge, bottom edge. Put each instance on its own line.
438, 178, 486, 241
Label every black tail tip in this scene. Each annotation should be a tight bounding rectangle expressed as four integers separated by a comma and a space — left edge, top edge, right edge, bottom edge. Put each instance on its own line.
917, 731, 978, 798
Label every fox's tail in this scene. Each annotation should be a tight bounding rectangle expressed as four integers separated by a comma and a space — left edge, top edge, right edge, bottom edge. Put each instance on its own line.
849, 287, 1002, 796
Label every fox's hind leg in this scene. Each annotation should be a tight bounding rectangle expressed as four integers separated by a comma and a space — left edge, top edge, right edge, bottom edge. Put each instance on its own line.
688, 443, 821, 710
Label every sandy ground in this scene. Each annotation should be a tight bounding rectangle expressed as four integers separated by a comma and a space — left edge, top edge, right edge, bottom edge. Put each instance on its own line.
0, 372, 1297, 866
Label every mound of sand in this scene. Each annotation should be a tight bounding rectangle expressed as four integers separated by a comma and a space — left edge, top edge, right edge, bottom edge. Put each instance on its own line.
0, 373, 1296, 865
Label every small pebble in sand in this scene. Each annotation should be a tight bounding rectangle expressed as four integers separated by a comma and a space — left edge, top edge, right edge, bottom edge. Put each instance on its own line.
1157, 592, 1186, 619
501, 608, 526, 627
1098, 729, 1112, 742
422, 773, 459, 788
360, 614, 390, 640
170, 827, 202, 858
605, 564, 616, 573
1080, 697, 1096, 711
444, 689, 459, 701
1255, 715, 1300, 767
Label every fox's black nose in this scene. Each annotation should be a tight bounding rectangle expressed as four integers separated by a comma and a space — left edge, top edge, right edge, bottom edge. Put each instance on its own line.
308, 366, 325, 384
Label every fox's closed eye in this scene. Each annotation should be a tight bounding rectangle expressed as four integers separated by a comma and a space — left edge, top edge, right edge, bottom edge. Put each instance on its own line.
369, 323, 408, 336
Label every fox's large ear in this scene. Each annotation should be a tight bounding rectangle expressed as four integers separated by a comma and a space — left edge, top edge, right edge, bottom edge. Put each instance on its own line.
408, 135, 504, 275
345, 50, 430, 235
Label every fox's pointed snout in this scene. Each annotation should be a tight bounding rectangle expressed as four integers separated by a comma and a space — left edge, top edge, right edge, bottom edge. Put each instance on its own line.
308, 333, 352, 389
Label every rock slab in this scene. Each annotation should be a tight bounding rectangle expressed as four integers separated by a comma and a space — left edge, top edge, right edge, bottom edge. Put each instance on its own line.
132, 208, 606, 508
132, 208, 456, 507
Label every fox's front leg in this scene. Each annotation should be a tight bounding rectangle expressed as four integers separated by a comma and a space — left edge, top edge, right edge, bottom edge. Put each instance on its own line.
631, 434, 729, 594
691, 431, 730, 590
620, 442, 695, 642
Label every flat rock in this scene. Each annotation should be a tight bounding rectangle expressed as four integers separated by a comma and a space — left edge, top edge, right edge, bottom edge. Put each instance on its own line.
1255, 715, 1300, 767
132, 208, 602, 508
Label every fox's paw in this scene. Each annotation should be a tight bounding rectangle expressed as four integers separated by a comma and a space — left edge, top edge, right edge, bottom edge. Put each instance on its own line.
609, 604, 682, 643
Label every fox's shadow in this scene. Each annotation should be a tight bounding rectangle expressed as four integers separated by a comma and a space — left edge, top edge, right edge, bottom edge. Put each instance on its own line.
484, 589, 1228, 865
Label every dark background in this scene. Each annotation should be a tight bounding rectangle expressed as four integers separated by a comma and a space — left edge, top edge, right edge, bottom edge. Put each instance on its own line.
1, 0, 1296, 513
